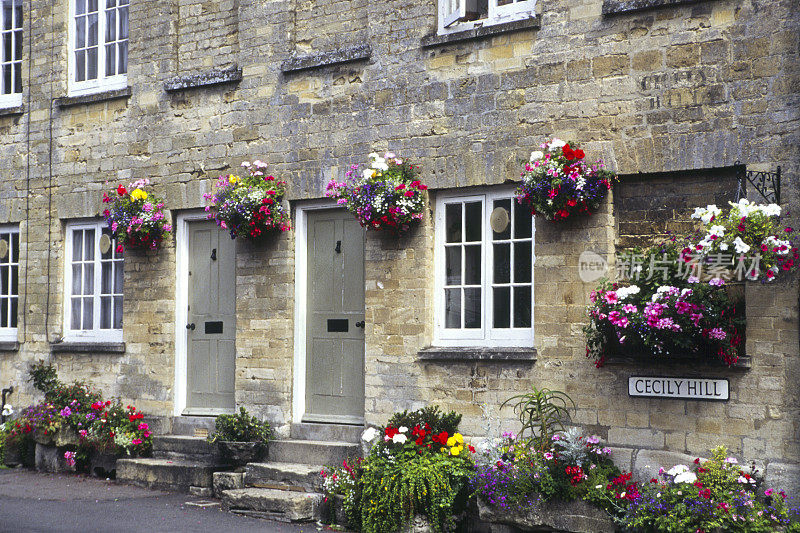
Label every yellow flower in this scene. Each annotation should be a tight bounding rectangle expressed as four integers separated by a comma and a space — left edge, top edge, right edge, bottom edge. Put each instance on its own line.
450, 446, 461, 456
446, 436, 456, 447
130, 188, 148, 201
454, 433, 464, 444
229, 175, 239, 184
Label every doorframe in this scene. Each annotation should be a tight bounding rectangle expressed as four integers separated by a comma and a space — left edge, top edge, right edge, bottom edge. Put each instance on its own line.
291, 199, 344, 424
173, 210, 212, 417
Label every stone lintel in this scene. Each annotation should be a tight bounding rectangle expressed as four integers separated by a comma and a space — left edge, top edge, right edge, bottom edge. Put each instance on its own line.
164, 65, 243, 92
50, 341, 126, 354
421, 16, 540, 48
418, 346, 536, 362
602, 0, 706, 15
0, 341, 19, 351
281, 44, 372, 74
55, 87, 132, 108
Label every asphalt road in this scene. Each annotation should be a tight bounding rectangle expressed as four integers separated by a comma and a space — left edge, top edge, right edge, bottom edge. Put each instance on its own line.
0, 468, 317, 533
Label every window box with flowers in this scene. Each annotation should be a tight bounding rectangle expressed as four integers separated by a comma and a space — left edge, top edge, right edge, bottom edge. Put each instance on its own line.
326, 152, 428, 234
516, 138, 615, 222
204, 160, 291, 240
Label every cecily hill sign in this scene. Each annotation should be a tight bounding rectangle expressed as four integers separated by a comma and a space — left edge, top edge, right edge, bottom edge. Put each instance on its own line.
628, 376, 729, 401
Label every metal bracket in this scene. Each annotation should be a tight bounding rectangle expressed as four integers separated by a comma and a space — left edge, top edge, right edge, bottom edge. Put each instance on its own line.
735, 162, 781, 204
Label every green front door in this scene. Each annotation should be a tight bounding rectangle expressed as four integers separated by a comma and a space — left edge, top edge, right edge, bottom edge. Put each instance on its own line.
305, 209, 365, 424
185, 220, 236, 414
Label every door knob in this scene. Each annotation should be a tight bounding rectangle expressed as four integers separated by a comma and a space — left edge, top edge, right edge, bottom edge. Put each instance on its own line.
355, 321, 365, 328
186, 323, 195, 330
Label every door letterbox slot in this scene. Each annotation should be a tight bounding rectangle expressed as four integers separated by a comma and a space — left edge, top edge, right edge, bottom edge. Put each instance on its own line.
205, 321, 224, 334
327, 319, 349, 332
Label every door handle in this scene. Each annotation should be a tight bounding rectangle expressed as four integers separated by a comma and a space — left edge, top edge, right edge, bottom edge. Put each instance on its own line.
355, 321, 365, 328
186, 323, 195, 330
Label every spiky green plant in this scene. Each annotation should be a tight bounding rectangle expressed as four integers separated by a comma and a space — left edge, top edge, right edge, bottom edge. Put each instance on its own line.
502, 387, 574, 450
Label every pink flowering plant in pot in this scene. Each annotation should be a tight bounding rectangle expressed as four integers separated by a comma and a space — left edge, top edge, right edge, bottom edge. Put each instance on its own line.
102, 179, 172, 253
684, 199, 799, 283
204, 160, 291, 240
326, 152, 428, 233
584, 243, 745, 368
516, 138, 616, 222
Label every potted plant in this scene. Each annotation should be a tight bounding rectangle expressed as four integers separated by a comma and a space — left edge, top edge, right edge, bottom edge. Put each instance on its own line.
203, 160, 291, 240
102, 179, 172, 253
325, 152, 428, 234
516, 138, 615, 222
208, 407, 271, 466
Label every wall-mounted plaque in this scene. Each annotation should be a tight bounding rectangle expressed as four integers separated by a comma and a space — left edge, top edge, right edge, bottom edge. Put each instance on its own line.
628, 376, 729, 401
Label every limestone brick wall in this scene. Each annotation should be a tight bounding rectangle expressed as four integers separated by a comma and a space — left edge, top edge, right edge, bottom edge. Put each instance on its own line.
0, 0, 796, 486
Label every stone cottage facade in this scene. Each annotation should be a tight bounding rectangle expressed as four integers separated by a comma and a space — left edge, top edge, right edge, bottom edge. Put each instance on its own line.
1, 0, 798, 489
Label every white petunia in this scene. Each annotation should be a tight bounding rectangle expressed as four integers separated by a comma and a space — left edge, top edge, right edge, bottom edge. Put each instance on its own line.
673, 471, 698, 484
363, 168, 375, 179
1, 404, 12, 417
708, 225, 726, 237
549, 138, 566, 150
362, 427, 379, 442
392, 434, 408, 444
529, 150, 544, 161
733, 236, 751, 254
398, 426, 408, 433
761, 203, 781, 217
616, 285, 641, 300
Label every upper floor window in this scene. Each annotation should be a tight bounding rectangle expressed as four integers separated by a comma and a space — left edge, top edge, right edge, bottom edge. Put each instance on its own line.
439, 0, 536, 34
64, 221, 123, 342
0, 226, 19, 341
0, 0, 22, 108
68, 0, 128, 96
434, 189, 534, 347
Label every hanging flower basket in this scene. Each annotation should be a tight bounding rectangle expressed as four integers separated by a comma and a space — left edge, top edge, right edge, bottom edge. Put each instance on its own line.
102, 179, 172, 253
326, 152, 427, 233
684, 200, 798, 283
516, 138, 615, 221
204, 160, 291, 240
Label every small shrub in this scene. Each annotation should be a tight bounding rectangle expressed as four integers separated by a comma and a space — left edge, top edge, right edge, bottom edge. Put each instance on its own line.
208, 407, 271, 443
385, 405, 462, 437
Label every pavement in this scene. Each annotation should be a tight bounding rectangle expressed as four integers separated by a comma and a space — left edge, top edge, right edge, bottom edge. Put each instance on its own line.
0, 468, 318, 533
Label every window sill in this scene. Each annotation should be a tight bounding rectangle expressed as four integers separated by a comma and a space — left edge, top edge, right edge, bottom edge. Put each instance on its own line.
50, 341, 126, 354
418, 346, 537, 362
602, 354, 751, 370
281, 44, 372, 73
164, 65, 243, 92
55, 87, 132, 109
602, 0, 705, 15
0, 105, 23, 117
421, 16, 541, 48
0, 341, 19, 352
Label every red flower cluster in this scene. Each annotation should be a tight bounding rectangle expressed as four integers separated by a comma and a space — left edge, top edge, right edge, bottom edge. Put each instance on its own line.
565, 465, 585, 486
411, 424, 431, 445
606, 471, 640, 501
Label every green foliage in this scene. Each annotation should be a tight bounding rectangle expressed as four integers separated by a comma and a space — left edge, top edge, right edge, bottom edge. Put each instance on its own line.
501, 387, 574, 450
357, 447, 474, 533
28, 360, 61, 395
386, 405, 462, 436
208, 407, 271, 443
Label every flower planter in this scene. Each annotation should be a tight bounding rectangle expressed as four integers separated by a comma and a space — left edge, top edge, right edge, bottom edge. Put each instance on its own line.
32, 429, 55, 446
89, 451, 119, 478
34, 443, 75, 473
55, 427, 79, 447
217, 441, 266, 466
477, 496, 615, 533
3, 439, 35, 467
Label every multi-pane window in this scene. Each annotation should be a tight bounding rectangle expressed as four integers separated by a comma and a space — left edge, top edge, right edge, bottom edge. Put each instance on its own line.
0, 227, 19, 340
439, 0, 536, 33
65, 222, 123, 341
0, 0, 22, 107
70, 0, 128, 96
435, 190, 534, 346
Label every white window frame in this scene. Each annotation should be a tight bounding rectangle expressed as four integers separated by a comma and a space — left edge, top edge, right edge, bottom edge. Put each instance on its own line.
438, 0, 536, 35
63, 220, 123, 343
433, 188, 535, 347
0, 0, 23, 108
0, 225, 19, 341
67, 0, 128, 97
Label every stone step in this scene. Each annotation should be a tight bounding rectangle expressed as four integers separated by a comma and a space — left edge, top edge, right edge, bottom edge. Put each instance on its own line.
268, 439, 360, 466
116, 457, 229, 493
171, 416, 217, 437
244, 462, 324, 492
221, 487, 324, 523
290, 422, 363, 443
152, 435, 221, 463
